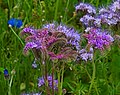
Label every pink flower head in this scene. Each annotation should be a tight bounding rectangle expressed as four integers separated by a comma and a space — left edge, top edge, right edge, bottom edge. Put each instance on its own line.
83, 27, 114, 50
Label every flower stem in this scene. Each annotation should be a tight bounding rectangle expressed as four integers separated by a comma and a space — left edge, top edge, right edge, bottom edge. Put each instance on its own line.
61, 64, 64, 94
65, 16, 75, 24
58, 70, 61, 95
52, 62, 54, 95
107, 0, 110, 5
8, 75, 14, 95
10, 27, 24, 46
44, 61, 50, 95
62, 0, 70, 22
82, 0, 85, 3
85, 66, 99, 95
54, 0, 59, 21
58, 64, 65, 95
88, 59, 96, 94
96, 0, 99, 8
90, 0, 94, 3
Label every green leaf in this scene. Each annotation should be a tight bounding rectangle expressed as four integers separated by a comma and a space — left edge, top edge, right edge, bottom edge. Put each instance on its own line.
20, 83, 26, 91
67, 82, 75, 91
0, 67, 4, 73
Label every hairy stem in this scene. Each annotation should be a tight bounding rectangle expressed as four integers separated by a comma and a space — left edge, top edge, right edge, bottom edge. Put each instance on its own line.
44, 61, 50, 95
61, 64, 64, 94
58, 70, 61, 95
52, 62, 54, 95
58, 63, 65, 95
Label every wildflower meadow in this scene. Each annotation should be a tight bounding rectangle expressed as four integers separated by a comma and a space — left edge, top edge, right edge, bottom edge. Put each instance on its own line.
0, 0, 120, 95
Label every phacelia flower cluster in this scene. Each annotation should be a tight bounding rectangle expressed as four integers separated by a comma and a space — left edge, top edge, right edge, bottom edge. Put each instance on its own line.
80, 15, 94, 26
48, 47, 78, 61
43, 23, 81, 51
97, 8, 120, 26
38, 76, 58, 90
75, 1, 116, 52
21, 27, 56, 55
21, 24, 79, 61
78, 47, 93, 61
78, 0, 120, 27
83, 27, 114, 50
108, 0, 120, 12
75, 3, 96, 14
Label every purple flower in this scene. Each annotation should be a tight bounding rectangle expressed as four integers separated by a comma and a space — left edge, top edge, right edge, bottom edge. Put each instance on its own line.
99, 7, 110, 14
78, 47, 93, 61
43, 23, 81, 51
83, 27, 114, 50
47, 76, 58, 90
75, 3, 96, 14
98, 12, 119, 25
32, 59, 38, 69
48, 52, 64, 60
109, 0, 120, 12
93, 17, 102, 27
22, 28, 50, 55
77, 1, 120, 27
38, 75, 58, 90
49, 79, 58, 90
57, 25, 80, 50
32, 63, 37, 68
43, 23, 56, 30
23, 42, 38, 55
80, 14, 94, 26
96, 1, 120, 26
38, 77, 45, 87
21, 27, 36, 35
22, 24, 79, 61
80, 53, 92, 61
21, 92, 42, 95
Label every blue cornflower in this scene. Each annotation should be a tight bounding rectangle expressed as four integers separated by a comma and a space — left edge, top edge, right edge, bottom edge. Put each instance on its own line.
4, 69, 9, 79
8, 18, 23, 28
